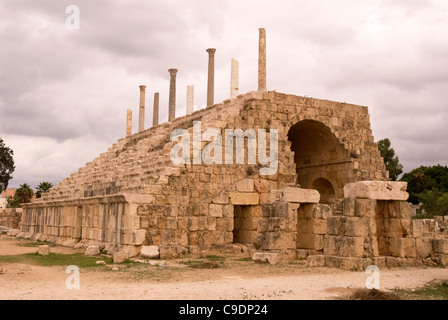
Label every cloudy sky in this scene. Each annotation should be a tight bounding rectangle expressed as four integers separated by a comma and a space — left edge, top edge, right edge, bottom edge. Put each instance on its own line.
0, 0, 447, 189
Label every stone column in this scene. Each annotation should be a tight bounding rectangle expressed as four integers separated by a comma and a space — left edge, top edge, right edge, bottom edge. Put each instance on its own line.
153, 92, 159, 127
258, 28, 267, 92
206, 48, 216, 106
186, 85, 194, 115
138, 85, 146, 132
230, 58, 239, 99
168, 69, 177, 121
126, 109, 132, 137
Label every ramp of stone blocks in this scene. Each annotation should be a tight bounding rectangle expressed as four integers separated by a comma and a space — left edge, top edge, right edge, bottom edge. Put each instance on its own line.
38, 94, 250, 203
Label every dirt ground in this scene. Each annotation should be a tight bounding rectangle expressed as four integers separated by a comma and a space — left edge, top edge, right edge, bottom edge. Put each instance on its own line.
0, 234, 447, 300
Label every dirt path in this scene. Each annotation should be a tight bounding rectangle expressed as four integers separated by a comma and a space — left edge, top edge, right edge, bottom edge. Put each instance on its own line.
0, 235, 447, 300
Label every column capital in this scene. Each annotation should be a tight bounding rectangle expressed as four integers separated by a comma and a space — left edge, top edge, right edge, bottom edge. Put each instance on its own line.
206, 48, 216, 56
139, 85, 146, 91
168, 68, 178, 76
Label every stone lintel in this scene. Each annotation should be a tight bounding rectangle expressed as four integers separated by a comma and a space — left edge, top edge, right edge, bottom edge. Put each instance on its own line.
229, 192, 259, 205
344, 181, 409, 200
274, 187, 320, 203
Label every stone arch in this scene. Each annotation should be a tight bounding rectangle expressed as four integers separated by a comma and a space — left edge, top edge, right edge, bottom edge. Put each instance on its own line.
312, 178, 336, 204
287, 119, 354, 199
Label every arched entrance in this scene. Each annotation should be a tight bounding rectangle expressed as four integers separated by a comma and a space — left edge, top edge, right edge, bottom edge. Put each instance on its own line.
312, 178, 335, 204
287, 120, 352, 201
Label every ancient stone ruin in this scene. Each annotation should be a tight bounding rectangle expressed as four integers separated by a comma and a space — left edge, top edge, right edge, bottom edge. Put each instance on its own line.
17, 28, 448, 269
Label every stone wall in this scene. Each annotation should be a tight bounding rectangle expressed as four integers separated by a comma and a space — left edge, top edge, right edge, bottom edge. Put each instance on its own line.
20, 90, 390, 259
306, 181, 448, 269
0, 208, 22, 229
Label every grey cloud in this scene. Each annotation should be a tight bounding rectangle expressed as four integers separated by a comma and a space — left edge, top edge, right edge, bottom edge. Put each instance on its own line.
1, 0, 447, 188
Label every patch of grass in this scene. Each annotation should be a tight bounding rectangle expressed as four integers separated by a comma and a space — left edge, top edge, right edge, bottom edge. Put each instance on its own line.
187, 261, 221, 269
178, 255, 226, 269
203, 255, 226, 262
395, 280, 448, 300
0, 253, 112, 268
348, 289, 401, 300
233, 258, 253, 262
17, 241, 57, 248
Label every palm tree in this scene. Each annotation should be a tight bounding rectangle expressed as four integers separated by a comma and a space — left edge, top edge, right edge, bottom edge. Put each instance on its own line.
36, 181, 53, 198
14, 183, 34, 204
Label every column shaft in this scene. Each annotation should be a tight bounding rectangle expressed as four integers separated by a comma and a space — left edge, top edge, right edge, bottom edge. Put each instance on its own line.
206, 48, 216, 106
153, 92, 159, 126
138, 85, 146, 132
168, 69, 177, 121
258, 28, 267, 92
126, 109, 132, 137
186, 85, 194, 115
230, 58, 239, 99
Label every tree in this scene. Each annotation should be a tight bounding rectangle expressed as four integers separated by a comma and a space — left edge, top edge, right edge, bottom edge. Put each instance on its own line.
401, 165, 448, 204
417, 190, 448, 217
6, 196, 19, 208
378, 138, 403, 181
14, 183, 34, 204
0, 138, 15, 193
36, 181, 53, 198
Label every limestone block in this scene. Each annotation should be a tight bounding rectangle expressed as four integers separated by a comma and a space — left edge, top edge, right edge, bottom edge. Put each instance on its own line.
296, 249, 309, 259
229, 192, 259, 205
120, 245, 141, 258
323, 235, 365, 257
140, 245, 160, 259
188, 217, 199, 231
205, 217, 216, 231
261, 231, 294, 250
7, 229, 20, 237
354, 199, 377, 217
252, 252, 282, 265
416, 238, 433, 258
297, 219, 327, 235
389, 238, 416, 258
268, 217, 290, 232
326, 216, 343, 235
306, 255, 325, 267
211, 192, 229, 204
411, 220, 423, 238
216, 218, 234, 232
85, 245, 101, 256
379, 201, 413, 219
345, 217, 373, 237
371, 256, 387, 268
279, 188, 320, 203
433, 239, 448, 254
342, 198, 355, 216
209, 204, 223, 217
159, 245, 178, 259
324, 256, 373, 271
113, 251, 127, 264
297, 233, 324, 250
344, 181, 409, 200
38, 245, 50, 256
132, 230, 146, 245
236, 179, 254, 192
435, 254, 448, 266
382, 218, 411, 238
254, 179, 272, 193
298, 204, 331, 219
165, 218, 178, 230
222, 205, 234, 218
257, 218, 269, 232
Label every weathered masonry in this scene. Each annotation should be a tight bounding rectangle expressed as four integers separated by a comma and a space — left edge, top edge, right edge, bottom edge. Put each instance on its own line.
19, 29, 448, 269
